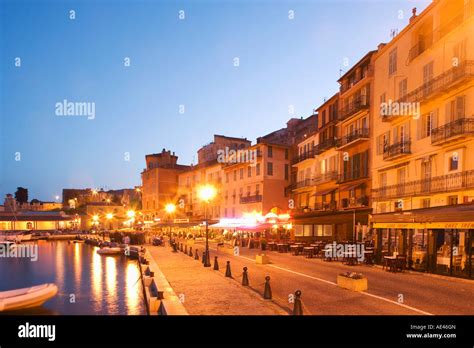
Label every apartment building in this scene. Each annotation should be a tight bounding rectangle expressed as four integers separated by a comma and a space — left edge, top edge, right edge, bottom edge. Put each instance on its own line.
221, 141, 291, 219
370, 0, 474, 278
141, 149, 189, 221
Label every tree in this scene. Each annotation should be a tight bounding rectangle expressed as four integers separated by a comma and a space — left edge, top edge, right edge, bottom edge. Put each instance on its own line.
15, 187, 28, 204
30, 199, 40, 204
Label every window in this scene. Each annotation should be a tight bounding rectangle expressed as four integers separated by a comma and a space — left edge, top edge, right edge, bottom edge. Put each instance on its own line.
225, 173, 229, 183
285, 164, 289, 180
224, 208, 228, 217
285, 149, 289, 160
448, 195, 458, 205
421, 198, 430, 208
239, 188, 243, 197
268, 146, 273, 158
233, 170, 237, 181
418, 110, 438, 139
248, 166, 252, 178
239, 168, 244, 180
267, 162, 273, 176
232, 208, 235, 217
450, 155, 459, 171
446, 95, 466, 122
247, 186, 251, 196
295, 225, 304, 237
389, 48, 397, 75
256, 184, 260, 194
399, 78, 407, 100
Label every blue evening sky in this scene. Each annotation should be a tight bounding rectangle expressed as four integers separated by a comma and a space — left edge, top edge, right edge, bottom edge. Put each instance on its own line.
0, 0, 430, 201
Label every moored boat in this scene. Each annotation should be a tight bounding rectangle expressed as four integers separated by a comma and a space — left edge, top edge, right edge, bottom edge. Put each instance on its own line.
97, 247, 122, 255
0, 283, 58, 312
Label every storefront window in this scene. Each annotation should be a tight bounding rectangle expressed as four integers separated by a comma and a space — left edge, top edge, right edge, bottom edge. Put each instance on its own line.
412, 229, 427, 271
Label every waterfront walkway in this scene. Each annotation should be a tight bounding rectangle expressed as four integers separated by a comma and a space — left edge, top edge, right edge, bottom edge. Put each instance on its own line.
147, 245, 287, 315
155, 239, 474, 315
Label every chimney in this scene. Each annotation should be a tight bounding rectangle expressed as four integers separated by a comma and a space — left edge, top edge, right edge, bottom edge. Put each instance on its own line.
378, 43, 386, 51
410, 7, 417, 23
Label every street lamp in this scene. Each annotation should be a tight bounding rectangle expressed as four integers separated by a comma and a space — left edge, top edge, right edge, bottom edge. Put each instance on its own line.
165, 203, 176, 238
106, 213, 113, 230
197, 184, 217, 267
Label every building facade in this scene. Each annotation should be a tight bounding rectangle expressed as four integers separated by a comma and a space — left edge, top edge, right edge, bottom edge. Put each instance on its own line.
370, 0, 474, 278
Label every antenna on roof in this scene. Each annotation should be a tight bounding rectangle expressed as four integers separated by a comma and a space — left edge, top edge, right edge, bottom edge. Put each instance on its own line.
339, 68, 344, 77
390, 28, 398, 39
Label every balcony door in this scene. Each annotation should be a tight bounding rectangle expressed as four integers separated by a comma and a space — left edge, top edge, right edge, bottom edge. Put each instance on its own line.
397, 167, 406, 197
421, 160, 432, 193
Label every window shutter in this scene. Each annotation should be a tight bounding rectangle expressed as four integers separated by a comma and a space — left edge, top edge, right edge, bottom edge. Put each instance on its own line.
456, 96, 465, 119
432, 109, 438, 129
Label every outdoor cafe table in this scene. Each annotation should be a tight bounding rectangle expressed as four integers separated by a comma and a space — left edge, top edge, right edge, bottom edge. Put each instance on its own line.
363, 250, 374, 264
303, 246, 315, 258
383, 256, 398, 272
277, 243, 289, 253
342, 252, 358, 266
267, 242, 277, 251
322, 248, 335, 261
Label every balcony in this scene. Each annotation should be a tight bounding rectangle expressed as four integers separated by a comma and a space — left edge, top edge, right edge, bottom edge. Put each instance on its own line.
340, 66, 374, 94
314, 170, 339, 184
339, 95, 369, 122
431, 117, 474, 145
340, 196, 369, 209
372, 169, 474, 201
408, 1, 474, 62
381, 61, 474, 116
337, 169, 369, 183
294, 178, 314, 190
240, 194, 262, 204
292, 147, 316, 165
336, 128, 369, 150
383, 140, 411, 161
314, 138, 338, 154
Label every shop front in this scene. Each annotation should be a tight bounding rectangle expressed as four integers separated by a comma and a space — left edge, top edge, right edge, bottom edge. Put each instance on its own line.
371, 205, 474, 279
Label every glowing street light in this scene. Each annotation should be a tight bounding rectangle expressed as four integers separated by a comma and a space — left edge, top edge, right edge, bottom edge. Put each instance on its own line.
92, 215, 99, 222
198, 184, 217, 267
165, 203, 176, 214
127, 210, 136, 218
106, 213, 113, 220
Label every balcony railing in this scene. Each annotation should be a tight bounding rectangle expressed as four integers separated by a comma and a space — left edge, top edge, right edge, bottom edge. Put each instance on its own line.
337, 128, 369, 148
372, 169, 474, 200
431, 117, 474, 145
383, 140, 411, 160
381, 61, 474, 114
337, 169, 369, 183
240, 194, 262, 204
340, 196, 369, 209
292, 147, 316, 164
314, 138, 338, 154
314, 171, 339, 184
340, 66, 374, 94
339, 95, 369, 121
294, 178, 314, 190
408, 1, 474, 62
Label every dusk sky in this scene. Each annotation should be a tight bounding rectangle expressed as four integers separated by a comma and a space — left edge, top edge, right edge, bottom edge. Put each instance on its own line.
0, 0, 430, 201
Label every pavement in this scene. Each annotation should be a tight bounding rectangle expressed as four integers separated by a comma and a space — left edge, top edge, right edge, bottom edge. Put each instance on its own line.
147, 244, 287, 315
154, 238, 474, 315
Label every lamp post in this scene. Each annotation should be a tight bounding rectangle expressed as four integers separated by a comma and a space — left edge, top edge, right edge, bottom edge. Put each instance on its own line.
198, 184, 217, 267
165, 203, 176, 239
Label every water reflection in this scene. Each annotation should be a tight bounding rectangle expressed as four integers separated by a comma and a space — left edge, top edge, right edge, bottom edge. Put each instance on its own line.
0, 241, 145, 315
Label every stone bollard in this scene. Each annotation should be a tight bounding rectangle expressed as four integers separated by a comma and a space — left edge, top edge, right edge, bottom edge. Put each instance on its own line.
185, 245, 188, 254
213, 256, 219, 270
263, 276, 272, 299
180, 243, 184, 252
242, 267, 249, 286
225, 261, 232, 278
293, 290, 303, 315
172, 242, 178, 253
194, 249, 199, 260
189, 247, 193, 257
202, 250, 206, 264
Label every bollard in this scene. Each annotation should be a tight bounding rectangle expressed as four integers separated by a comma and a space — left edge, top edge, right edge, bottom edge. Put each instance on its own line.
263, 276, 272, 299
213, 256, 219, 270
242, 267, 249, 286
194, 249, 199, 260
189, 247, 193, 257
180, 243, 183, 252
225, 261, 232, 278
185, 245, 188, 254
202, 250, 206, 264
293, 290, 303, 315
172, 242, 178, 253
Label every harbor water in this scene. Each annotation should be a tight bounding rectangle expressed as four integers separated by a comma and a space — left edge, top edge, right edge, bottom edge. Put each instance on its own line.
0, 240, 146, 315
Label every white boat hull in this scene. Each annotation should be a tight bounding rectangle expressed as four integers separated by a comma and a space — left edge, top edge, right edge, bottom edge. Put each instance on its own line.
97, 247, 122, 255
0, 284, 58, 312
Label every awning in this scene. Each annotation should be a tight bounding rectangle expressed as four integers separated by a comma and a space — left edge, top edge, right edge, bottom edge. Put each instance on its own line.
373, 222, 474, 229
312, 188, 336, 196
236, 223, 274, 231
339, 182, 362, 192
